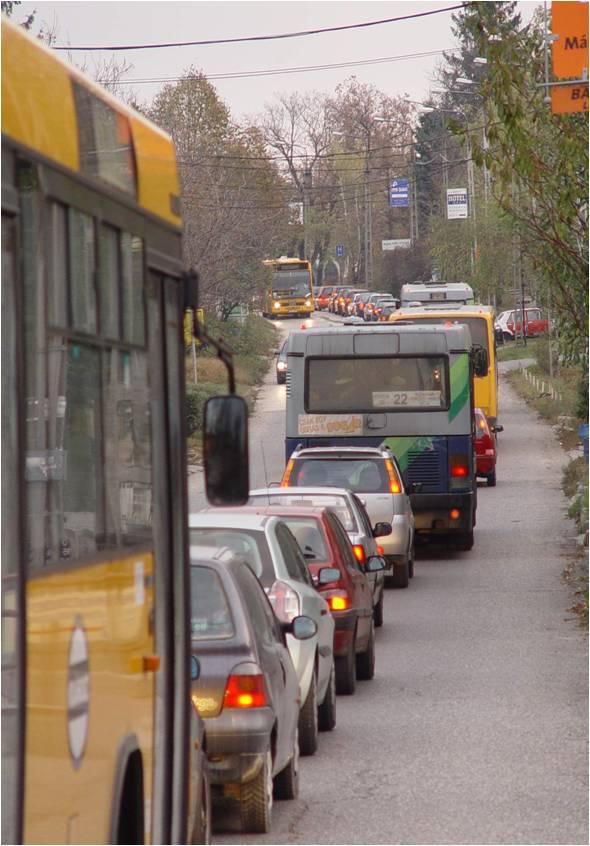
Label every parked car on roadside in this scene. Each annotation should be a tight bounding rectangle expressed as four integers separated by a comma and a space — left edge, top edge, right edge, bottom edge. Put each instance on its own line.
248, 486, 389, 624
281, 446, 414, 588
188, 547, 317, 833
495, 307, 549, 341
474, 407, 502, 487
276, 340, 288, 384
189, 512, 335, 758
245, 505, 386, 695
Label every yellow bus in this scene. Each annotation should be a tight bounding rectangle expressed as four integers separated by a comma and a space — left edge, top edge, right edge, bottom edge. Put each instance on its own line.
389, 305, 499, 426
2, 19, 196, 843
262, 257, 314, 318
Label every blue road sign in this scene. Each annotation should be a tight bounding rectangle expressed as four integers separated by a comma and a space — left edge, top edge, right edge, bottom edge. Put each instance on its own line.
390, 178, 409, 208
335, 244, 345, 257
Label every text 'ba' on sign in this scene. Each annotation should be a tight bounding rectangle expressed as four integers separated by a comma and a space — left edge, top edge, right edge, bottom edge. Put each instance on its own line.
551, 1, 589, 79
551, 81, 589, 113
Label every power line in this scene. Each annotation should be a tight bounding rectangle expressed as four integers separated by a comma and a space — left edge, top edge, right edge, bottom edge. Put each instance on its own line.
54, 4, 466, 51
100, 48, 458, 85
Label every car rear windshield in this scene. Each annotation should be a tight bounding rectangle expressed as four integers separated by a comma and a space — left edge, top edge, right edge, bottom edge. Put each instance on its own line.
306, 356, 449, 412
291, 458, 390, 494
189, 527, 275, 584
274, 516, 329, 563
248, 493, 357, 532
189, 565, 234, 640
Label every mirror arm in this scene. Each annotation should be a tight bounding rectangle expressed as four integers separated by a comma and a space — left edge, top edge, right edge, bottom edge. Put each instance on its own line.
183, 267, 236, 395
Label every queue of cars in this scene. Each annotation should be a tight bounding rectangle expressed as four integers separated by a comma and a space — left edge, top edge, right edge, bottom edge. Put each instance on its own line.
314, 285, 401, 321
187, 490, 391, 836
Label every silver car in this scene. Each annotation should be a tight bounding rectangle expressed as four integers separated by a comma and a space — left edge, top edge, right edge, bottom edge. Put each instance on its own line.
248, 487, 389, 628
281, 447, 415, 588
189, 511, 336, 758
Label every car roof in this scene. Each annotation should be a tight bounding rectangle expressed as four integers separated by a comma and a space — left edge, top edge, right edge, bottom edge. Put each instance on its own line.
250, 486, 354, 499
243, 504, 329, 520
293, 446, 388, 458
189, 510, 277, 531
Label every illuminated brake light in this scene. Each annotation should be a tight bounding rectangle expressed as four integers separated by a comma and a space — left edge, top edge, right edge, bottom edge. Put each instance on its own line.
224, 673, 267, 709
352, 544, 366, 565
266, 580, 300, 623
326, 592, 351, 612
385, 459, 402, 494
451, 465, 468, 478
281, 458, 294, 487
377, 545, 384, 555
450, 509, 460, 520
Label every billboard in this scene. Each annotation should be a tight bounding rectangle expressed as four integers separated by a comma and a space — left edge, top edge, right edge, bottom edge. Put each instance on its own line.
447, 188, 468, 219
389, 178, 409, 208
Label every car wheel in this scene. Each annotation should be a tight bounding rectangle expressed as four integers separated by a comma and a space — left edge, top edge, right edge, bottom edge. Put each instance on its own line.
487, 469, 497, 487
454, 530, 474, 551
298, 673, 318, 756
190, 754, 211, 844
356, 620, 376, 681
392, 557, 409, 589
373, 593, 384, 628
273, 728, 299, 800
318, 661, 337, 732
239, 749, 273, 833
335, 640, 356, 695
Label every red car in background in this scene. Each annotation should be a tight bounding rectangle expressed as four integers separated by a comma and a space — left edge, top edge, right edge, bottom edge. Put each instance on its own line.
246, 505, 385, 696
474, 407, 502, 487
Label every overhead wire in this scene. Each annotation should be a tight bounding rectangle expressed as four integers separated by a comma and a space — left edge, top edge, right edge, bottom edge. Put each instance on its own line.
99, 48, 459, 85
54, 4, 466, 51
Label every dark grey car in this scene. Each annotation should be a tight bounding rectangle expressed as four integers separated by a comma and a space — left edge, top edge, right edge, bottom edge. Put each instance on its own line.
189, 548, 316, 834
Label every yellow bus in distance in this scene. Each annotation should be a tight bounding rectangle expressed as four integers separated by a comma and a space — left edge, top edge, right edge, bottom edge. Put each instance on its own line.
389, 305, 499, 427
262, 257, 314, 318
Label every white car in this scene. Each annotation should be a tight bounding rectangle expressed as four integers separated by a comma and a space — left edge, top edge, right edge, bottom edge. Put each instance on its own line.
189, 510, 336, 757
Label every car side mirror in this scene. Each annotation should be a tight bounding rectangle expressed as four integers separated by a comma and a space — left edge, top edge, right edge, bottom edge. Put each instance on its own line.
372, 521, 392, 538
203, 395, 249, 506
317, 567, 340, 585
408, 482, 423, 494
492, 424, 504, 434
283, 615, 317, 640
190, 655, 200, 681
365, 555, 387, 573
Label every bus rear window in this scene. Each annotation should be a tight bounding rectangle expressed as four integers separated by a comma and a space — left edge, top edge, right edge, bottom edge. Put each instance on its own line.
306, 356, 449, 412
406, 317, 489, 354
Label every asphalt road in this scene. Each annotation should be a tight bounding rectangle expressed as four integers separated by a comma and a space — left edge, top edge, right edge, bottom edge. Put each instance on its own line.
190, 315, 588, 845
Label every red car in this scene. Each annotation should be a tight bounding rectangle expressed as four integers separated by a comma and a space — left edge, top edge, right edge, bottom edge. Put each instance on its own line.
315, 285, 335, 311
474, 407, 500, 487
246, 505, 385, 696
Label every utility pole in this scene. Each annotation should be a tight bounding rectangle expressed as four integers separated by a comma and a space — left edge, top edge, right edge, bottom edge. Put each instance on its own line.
302, 165, 312, 261
364, 131, 373, 287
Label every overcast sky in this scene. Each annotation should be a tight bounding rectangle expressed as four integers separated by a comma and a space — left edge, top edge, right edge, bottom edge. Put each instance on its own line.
15, 1, 540, 121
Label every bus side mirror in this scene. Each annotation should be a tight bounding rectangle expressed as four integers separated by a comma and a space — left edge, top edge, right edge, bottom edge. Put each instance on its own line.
203, 395, 249, 506
473, 347, 488, 377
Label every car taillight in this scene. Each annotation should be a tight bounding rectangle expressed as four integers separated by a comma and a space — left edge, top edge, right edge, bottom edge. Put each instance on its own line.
377, 545, 384, 555
266, 580, 300, 623
325, 591, 351, 612
451, 465, 468, 478
224, 666, 267, 709
281, 458, 294, 486
385, 459, 402, 494
352, 544, 366, 565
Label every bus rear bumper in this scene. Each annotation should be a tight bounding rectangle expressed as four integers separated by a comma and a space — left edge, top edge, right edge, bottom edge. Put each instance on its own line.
410, 491, 475, 536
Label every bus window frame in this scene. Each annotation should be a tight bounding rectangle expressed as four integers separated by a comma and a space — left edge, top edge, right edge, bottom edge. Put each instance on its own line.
303, 353, 451, 415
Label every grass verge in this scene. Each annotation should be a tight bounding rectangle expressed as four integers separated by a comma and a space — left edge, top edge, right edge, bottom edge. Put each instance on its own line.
504, 357, 588, 629
185, 315, 279, 464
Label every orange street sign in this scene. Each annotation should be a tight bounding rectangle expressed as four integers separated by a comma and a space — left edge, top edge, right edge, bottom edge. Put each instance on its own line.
551, 1, 589, 79
551, 82, 589, 113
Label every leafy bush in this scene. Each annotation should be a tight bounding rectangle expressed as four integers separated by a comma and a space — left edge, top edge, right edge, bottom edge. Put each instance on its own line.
185, 382, 220, 435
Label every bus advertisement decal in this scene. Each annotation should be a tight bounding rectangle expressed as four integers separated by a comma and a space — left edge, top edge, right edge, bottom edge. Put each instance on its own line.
298, 414, 363, 436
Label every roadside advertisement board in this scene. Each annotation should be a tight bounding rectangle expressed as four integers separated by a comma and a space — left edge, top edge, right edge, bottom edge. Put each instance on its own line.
447, 188, 468, 219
